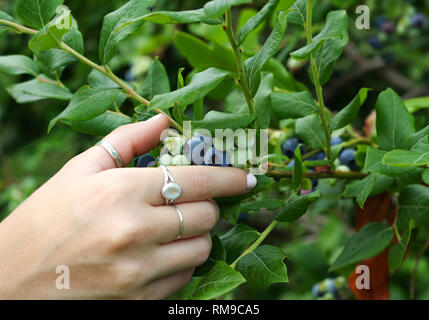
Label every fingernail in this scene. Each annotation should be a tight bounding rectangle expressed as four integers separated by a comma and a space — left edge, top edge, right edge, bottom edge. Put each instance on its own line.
147, 114, 163, 122
246, 173, 257, 191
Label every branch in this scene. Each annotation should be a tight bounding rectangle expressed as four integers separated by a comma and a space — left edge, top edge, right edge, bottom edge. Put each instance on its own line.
224, 9, 255, 115
305, 0, 332, 165
0, 19, 183, 133
266, 169, 368, 180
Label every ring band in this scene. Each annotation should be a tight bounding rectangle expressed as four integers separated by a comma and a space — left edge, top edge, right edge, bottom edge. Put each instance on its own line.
174, 206, 184, 240
160, 165, 182, 205
96, 140, 124, 168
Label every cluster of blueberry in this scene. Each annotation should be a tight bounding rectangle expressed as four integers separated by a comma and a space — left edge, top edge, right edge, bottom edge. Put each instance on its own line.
135, 133, 255, 168
369, 12, 427, 52
281, 136, 358, 192
312, 277, 346, 300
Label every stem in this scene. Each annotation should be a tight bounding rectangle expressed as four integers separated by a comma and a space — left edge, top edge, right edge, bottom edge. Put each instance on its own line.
224, 9, 255, 115
230, 220, 278, 269
305, 0, 332, 165
0, 19, 183, 133
0, 19, 37, 35
267, 169, 368, 180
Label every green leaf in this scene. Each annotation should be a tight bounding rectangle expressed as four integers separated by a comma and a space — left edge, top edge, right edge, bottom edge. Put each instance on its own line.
241, 199, 285, 211
295, 114, 325, 149
263, 58, 297, 91
61, 111, 132, 137
194, 236, 227, 276
398, 185, 429, 228
29, 9, 72, 55
220, 224, 259, 264
422, 169, 429, 185
309, 12, 349, 85
15, 0, 64, 29
292, 145, 303, 189
244, 11, 287, 95
173, 31, 236, 72
191, 261, 246, 300
0, 11, 14, 35
382, 150, 429, 167
99, 0, 156, 65
6, 77, 72, 103
48, 86, 121, 133
405, 96, 429, 114
38, 25, 84, 72
331, 88, 369, 131
87, 70, 119, 89
286, 0, 307, 27
343, 173, 394, 199
236, 245, 288, 289
275, 191, 320, 222
329, 222, 394, 272
291, 10, 348, 61
219, 201, 241, 225
271, 91, 318, 119
356, 173, 377, 209
237, 0, 281, 45
149, 68, 230, 112
203, 0, 252, 18
254, 72, 274, 129
376, 88, 415, 151
123, 9, 221, 25
192, 111, 255, 135
138, 57, 170, 100
193, 99, 204, 121
277, 0, 298, 11
364, 147, 414, 176
0, 55, 39, 77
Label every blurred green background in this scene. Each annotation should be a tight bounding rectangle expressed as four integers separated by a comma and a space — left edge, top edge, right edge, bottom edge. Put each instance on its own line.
1, 0, 429, 299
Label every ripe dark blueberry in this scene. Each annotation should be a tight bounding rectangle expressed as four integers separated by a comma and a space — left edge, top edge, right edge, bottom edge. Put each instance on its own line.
307, 152, 325, 162
183, 138, 206, 165
368, 35, 382, 50
339, 148, 358, 170
381, 21, 395, 34
374, 16, 386, 30
330, 136, 343, 146
124, 68, 136, 82
411, 13, 427, 28
325, 279, 338, 296
204, 147, 230, 167
282, 138, 304, 158
238, 212, 250, 223
312, 284, 323, 298
135, 154, 155, 167
194, 133, 213, 147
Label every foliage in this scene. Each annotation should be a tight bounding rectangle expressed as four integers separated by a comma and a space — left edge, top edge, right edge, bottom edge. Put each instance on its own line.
2, 0, 429, 300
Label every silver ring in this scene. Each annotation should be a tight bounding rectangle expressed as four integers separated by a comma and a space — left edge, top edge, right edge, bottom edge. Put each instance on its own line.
174, 206, 184, 240
96, 140, 124, 168
160, 165, 182, 205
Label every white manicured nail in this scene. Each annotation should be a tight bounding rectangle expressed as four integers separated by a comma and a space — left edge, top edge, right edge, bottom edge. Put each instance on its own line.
246, 173, 257, 190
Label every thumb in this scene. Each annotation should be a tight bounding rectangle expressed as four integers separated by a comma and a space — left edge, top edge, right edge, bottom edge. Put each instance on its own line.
64, 114, 170, 176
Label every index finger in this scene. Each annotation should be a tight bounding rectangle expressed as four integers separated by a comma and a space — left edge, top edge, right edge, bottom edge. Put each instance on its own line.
122, 166, 257, 205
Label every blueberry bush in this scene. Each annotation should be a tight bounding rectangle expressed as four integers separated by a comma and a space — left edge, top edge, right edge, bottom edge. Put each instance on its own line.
2, 0, 429, 300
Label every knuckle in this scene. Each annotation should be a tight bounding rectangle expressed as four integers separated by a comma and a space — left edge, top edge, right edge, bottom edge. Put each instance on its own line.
108, 218, 141, 251
110, 261, 143, 291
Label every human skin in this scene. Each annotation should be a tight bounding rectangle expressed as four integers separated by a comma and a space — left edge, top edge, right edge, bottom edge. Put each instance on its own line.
0, 114, 256, 299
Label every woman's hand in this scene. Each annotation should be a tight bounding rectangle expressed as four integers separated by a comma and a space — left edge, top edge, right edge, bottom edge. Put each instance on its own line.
0, 114, 256, 299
